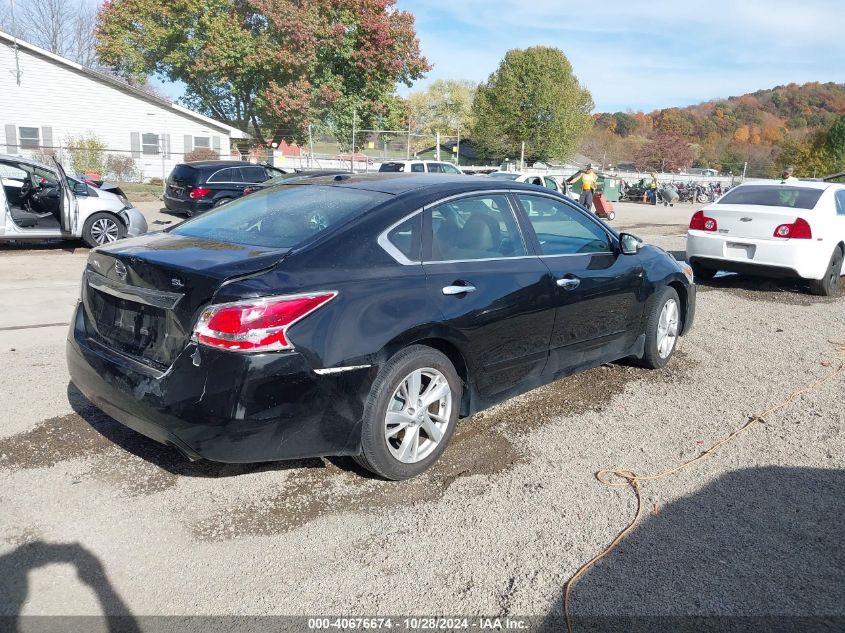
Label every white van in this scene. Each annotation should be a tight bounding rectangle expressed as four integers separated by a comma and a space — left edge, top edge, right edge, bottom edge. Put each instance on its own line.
0, 154, 147, 247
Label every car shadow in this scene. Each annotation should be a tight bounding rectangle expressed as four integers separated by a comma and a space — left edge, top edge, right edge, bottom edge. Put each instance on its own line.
537, 466, 845, 632
697, 272, 814, 296
0, 541, 140, 632
66, 383, 326, 479
0, 239, 86, 252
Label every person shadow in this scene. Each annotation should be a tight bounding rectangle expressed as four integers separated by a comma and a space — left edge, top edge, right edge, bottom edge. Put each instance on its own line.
538, 466, 845, 633
0, 541, 140, 633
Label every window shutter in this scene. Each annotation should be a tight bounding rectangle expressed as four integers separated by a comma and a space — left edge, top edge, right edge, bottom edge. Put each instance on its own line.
41, 126, 53, 150
212, 135, 221, 154
5, 125, 17, 153
130, 132, 141, 158
183, 135, 192, 156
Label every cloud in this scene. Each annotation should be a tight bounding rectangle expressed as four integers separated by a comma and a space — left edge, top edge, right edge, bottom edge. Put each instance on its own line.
400, 0, 845, 111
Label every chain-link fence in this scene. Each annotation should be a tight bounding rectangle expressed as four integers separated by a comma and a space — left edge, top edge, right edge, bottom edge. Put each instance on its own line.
268, 129, 488, 173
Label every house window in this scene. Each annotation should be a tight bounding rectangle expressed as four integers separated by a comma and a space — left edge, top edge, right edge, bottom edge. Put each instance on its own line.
19, 127, 40, 149
194, 136, 210, 149
142, 133, 160, 155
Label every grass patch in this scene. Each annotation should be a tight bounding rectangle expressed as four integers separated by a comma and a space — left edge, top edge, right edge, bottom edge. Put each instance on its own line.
116, 182, 162, 202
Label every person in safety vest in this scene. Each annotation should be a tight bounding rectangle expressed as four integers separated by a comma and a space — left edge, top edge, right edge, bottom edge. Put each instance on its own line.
648, 172, 659, 205
780, 166, 798, 183
568, 164, 598, 210
779, 166, 800, 206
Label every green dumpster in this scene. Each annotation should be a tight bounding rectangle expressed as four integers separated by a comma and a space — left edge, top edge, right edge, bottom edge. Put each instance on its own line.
597, 174, 620, 202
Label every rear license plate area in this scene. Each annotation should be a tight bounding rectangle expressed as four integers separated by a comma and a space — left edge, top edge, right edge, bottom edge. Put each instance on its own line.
725, 242, 755, 259
89, 288, 165, 353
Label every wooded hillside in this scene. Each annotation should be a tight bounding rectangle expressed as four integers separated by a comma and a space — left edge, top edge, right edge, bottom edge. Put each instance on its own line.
582, 82, 845, 177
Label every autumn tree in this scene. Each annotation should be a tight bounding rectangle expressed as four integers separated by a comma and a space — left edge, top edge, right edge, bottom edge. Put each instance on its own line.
96, 0, 430, 146
471, 47, 593, 163
635, 133, 695, 172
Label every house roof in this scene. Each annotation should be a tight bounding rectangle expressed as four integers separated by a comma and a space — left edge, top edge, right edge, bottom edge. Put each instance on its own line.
0, 30, 248, 139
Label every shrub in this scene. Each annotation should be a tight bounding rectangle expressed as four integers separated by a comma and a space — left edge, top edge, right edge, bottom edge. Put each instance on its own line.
66, 133, 107, 176
106, 154, 139, 181
31, 147, 59, 164
149, 177, 163, 186
184, 148, 220, 162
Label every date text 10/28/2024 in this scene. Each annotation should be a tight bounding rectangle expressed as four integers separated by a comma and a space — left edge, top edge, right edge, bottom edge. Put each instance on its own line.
308, 618, 528, 630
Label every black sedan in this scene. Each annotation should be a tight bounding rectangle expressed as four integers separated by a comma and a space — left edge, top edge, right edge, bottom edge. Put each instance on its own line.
67, 174, 696, 480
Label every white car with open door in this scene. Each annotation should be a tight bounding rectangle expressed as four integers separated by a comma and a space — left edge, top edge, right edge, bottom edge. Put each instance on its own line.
686, 181, 845, 296
0, 154, 148, 248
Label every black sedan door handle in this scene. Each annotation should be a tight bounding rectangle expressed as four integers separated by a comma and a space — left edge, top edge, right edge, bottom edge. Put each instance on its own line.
442, 284, 476, 295
556, 277, 580, 290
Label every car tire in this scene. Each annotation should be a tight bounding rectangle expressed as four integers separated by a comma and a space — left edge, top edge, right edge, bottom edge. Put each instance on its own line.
691, 262, 717, 281
808, 247, 843, 297
637, 286, 681, 369
354, 345, 461, 480
81, 212, 126, 248
213, 197, 233, 208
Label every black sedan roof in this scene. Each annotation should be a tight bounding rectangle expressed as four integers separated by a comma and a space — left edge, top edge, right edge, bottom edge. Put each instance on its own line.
292, 173, 542, 195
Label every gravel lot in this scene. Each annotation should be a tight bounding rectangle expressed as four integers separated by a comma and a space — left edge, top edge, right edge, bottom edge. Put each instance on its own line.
1, 200, 843, 630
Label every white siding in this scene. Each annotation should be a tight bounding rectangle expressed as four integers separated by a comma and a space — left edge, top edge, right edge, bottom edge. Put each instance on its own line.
0, 40, 242, 181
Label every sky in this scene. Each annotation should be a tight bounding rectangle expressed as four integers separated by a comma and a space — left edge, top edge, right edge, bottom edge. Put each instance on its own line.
398, 0, 845, 113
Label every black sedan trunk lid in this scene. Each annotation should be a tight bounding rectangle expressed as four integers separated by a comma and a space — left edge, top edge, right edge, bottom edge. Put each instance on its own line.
82, 232, 289, 368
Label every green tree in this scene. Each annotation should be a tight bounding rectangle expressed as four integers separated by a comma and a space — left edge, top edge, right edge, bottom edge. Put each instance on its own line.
66, 133, 107, 174
405, 79, 476, 153
822, 114, 845, 171
612, 112, 637, 137
406, 80, 477, 137
471, 47, 593, 163
96, 0, 430, 145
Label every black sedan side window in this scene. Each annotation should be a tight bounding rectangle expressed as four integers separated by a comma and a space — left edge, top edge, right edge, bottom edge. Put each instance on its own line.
386, 214, 422, 262
427, 194, 525, 262
517, 194, 611, 256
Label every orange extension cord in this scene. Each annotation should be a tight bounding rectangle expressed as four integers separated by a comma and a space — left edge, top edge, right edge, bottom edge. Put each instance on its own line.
563, 341, 845, 633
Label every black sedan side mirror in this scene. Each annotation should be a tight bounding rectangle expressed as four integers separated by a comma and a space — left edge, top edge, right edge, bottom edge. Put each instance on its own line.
619, 233, 643, 255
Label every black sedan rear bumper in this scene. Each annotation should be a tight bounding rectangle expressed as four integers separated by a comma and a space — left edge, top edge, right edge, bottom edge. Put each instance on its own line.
66, 304, 373, 463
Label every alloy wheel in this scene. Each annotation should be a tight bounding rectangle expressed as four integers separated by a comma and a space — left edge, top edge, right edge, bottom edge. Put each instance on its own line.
656, 298, 679, 359
90, 218, 120, 244
384, 367, 452, 464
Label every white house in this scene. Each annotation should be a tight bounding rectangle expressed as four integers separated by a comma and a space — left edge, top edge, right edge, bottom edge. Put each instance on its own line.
0, 30, 248, 181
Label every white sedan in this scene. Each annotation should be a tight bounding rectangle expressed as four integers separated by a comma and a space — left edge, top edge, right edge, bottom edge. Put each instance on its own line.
487, 171, 579, 202
686, 181, 845, 295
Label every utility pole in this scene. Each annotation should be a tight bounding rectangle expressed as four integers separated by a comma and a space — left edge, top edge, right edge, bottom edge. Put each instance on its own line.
741, 161, 748, 182
520, 142, 525, 171
308, 124, 314, 169
456, 125, 461, 166
351, 108, 356, 173
435, 130, 440, 161
407, 117, 412, 160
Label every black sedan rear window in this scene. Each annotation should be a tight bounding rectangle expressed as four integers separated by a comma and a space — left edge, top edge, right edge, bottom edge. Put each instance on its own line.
171, 185, 390, 248
717, 185, 823, 209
